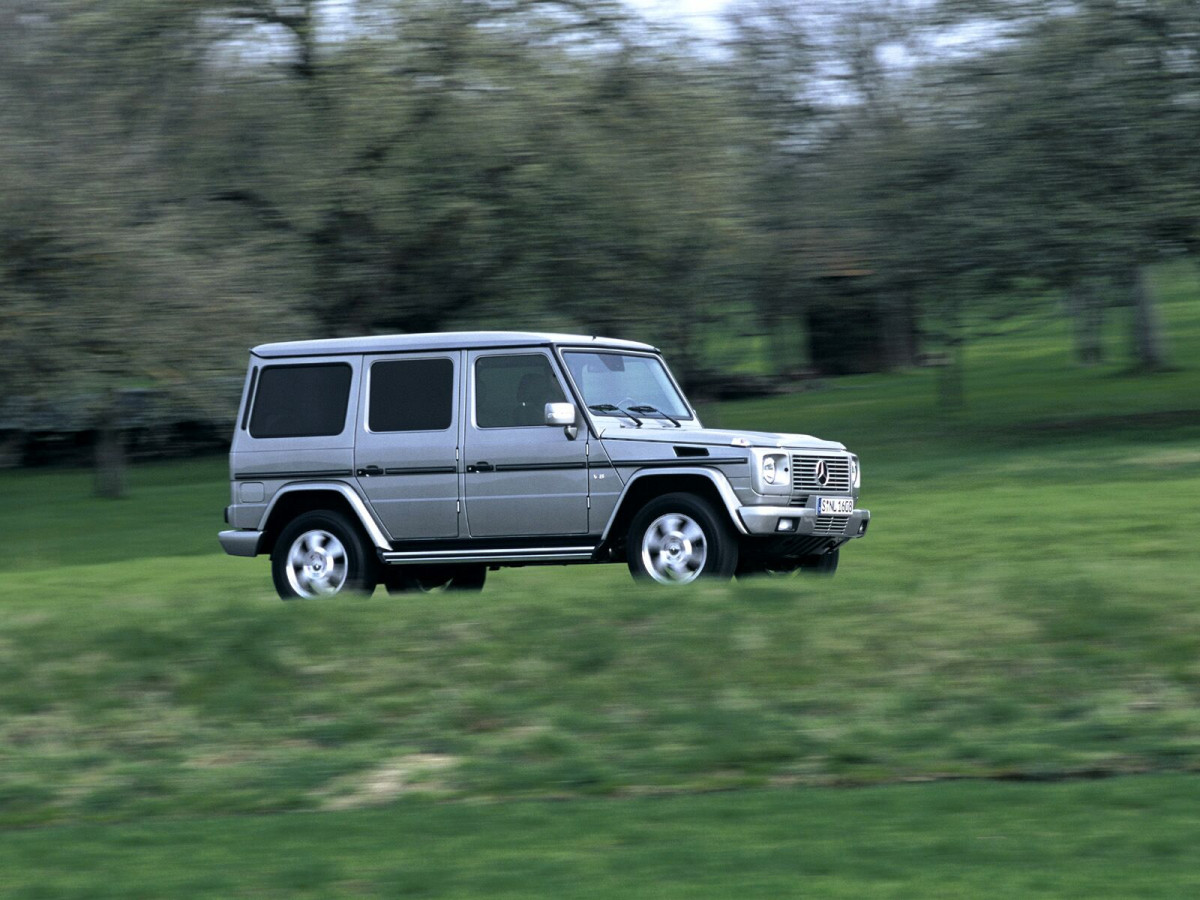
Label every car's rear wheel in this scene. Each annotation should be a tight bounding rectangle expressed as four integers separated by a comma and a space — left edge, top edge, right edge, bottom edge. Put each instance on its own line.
271, 510, 377, 600
627, 493, 738, 584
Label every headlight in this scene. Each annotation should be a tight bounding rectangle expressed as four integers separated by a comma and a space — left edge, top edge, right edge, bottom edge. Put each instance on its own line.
752, 450, 790, 493
762, 455, 777, 485
757, 452, 788, 489
851, 455, 861, 489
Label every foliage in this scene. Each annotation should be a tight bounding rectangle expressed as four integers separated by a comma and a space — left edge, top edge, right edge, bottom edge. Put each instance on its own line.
1, 0, 1197, 442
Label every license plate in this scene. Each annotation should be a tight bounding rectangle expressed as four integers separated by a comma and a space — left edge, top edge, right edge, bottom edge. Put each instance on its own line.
817, 497, 854, 516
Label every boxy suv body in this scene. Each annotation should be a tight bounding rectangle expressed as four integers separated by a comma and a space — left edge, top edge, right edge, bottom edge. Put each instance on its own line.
219, 332, 870, 598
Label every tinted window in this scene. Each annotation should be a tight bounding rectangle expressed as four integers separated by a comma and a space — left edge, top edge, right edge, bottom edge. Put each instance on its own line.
369, 357, 454, 432
249, 363, 352, 439
476, 355, 566, 428
240, 366, 258, 431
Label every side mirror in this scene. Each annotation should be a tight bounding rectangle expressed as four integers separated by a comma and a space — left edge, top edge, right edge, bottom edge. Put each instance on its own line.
544, 402, 577, 427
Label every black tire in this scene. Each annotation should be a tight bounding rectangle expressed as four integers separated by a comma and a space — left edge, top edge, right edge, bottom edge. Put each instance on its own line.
798, 548, 839, 576
626, 492, 738, 584
271, 510, 378, 600
384, 565, 487, 594
736, 558, 802, 580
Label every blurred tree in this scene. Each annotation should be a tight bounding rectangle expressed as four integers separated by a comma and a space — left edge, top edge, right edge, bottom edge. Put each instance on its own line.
195, 1, 752, 374
0, 1, 298, 492
724, 0, 822, 375
927, 0, 1200, 371
3, 0, 1199, 481
726, 0, 929, 377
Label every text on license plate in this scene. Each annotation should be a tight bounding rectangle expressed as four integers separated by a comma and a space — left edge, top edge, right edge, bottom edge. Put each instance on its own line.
817, 497, 854, 516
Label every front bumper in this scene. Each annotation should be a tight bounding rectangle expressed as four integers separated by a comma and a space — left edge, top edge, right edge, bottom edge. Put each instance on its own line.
219, 529, 264, 557
738, 506, 870, 539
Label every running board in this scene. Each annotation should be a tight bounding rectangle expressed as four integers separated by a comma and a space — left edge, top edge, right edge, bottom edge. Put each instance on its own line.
380, 546, 597, 566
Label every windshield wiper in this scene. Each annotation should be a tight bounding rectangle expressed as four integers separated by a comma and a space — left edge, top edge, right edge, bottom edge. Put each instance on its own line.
588, 403, 642, 426
629, 404, 681, 427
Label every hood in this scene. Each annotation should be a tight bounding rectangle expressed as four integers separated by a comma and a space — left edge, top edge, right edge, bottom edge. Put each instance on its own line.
596, 424, 845, 452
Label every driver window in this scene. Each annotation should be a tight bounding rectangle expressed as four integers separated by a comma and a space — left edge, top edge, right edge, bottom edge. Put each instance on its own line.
476, 354, 567, 428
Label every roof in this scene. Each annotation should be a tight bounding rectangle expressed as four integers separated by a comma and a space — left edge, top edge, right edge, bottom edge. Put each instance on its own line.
251, 331, 658, 359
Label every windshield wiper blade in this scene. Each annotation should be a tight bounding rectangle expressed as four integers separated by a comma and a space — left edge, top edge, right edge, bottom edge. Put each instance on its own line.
588, 403, 642, 426
629, 404, 681, 427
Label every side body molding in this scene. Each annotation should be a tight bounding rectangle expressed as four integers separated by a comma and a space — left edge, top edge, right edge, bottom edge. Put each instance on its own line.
256, 470, 746, 555
599, 466, 749, 541
259, 481, 391, 550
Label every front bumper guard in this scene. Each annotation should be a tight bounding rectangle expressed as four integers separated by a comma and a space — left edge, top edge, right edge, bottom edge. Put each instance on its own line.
738, 506, 870, 538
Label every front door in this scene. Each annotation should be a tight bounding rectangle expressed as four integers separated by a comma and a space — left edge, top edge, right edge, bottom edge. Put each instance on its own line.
464, 350, 589, 537
355, 352, 461, 541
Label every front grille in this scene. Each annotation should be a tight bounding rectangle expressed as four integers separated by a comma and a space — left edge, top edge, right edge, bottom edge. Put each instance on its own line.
789, 494, 810, 508
791, 455, 852, 493
813, 515, 850, 536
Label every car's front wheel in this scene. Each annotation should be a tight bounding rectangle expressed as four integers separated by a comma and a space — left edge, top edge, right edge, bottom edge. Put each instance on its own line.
626, 493, 738, 584
271, 510, 377, 600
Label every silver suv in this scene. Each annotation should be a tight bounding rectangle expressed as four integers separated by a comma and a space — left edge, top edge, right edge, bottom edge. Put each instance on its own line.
219, 332, 869, 598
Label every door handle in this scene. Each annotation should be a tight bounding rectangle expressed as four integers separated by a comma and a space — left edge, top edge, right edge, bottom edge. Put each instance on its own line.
467, 461, 495, 473
357, 465, 384, 477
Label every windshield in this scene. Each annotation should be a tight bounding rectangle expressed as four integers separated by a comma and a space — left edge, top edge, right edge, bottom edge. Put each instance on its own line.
562, 351, 694, 422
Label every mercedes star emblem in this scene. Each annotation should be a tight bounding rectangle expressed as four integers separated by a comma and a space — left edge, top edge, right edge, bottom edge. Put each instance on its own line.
814, 459, 829, 486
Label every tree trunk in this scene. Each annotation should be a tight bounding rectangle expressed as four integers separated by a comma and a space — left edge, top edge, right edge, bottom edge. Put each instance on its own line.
765, 304, 809, 376
1128, 266, 1169, 371
936, 338, 965, 412
1066, 280, 1105, 366
879, 291, 919, 370
93, 392, 126, 499
935, 302, 965, 412
762, 295, 790, 374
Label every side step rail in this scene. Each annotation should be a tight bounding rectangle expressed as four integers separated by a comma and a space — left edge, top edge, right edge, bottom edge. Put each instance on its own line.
379, 546, 597, 566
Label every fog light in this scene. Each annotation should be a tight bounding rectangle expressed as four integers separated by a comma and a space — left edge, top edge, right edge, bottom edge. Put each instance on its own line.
776, 518, 797, 532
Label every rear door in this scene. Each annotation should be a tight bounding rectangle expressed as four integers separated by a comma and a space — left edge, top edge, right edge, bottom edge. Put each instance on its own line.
463, 349, 589, 537
355, 352, 461, 540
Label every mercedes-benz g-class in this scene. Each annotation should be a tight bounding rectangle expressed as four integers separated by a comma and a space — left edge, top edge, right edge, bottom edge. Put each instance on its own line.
218, 332, 869, 598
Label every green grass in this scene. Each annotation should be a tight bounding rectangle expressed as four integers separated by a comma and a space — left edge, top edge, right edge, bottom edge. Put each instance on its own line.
4, 456, 229, 571
0, 261, 1198, 893
5, 776, 1200, 899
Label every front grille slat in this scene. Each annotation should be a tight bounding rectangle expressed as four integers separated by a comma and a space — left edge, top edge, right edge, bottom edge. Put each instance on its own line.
813, 515, 850, 536
790, 455, 852, 494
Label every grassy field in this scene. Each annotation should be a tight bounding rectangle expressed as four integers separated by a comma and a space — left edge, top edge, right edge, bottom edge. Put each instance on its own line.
2, 263, 1199, 895
5, 777, 1200, 899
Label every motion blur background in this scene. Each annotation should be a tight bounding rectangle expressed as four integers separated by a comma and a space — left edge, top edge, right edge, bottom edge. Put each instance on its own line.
3, 2, 1200, 896
2, 0, 1196, 474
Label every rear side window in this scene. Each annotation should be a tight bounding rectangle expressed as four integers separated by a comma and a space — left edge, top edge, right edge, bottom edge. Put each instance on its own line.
249, 363, 352, 439
476, 354, 566, 428
369, 358, 454, 432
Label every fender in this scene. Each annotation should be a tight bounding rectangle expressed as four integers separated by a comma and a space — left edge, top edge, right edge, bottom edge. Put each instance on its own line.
599, 466, 750, 541
259, 481, 391, 550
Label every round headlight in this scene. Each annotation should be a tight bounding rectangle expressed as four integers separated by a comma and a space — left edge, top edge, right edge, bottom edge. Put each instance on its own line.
762, 456, 777, 485
851, 455, 861, 489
